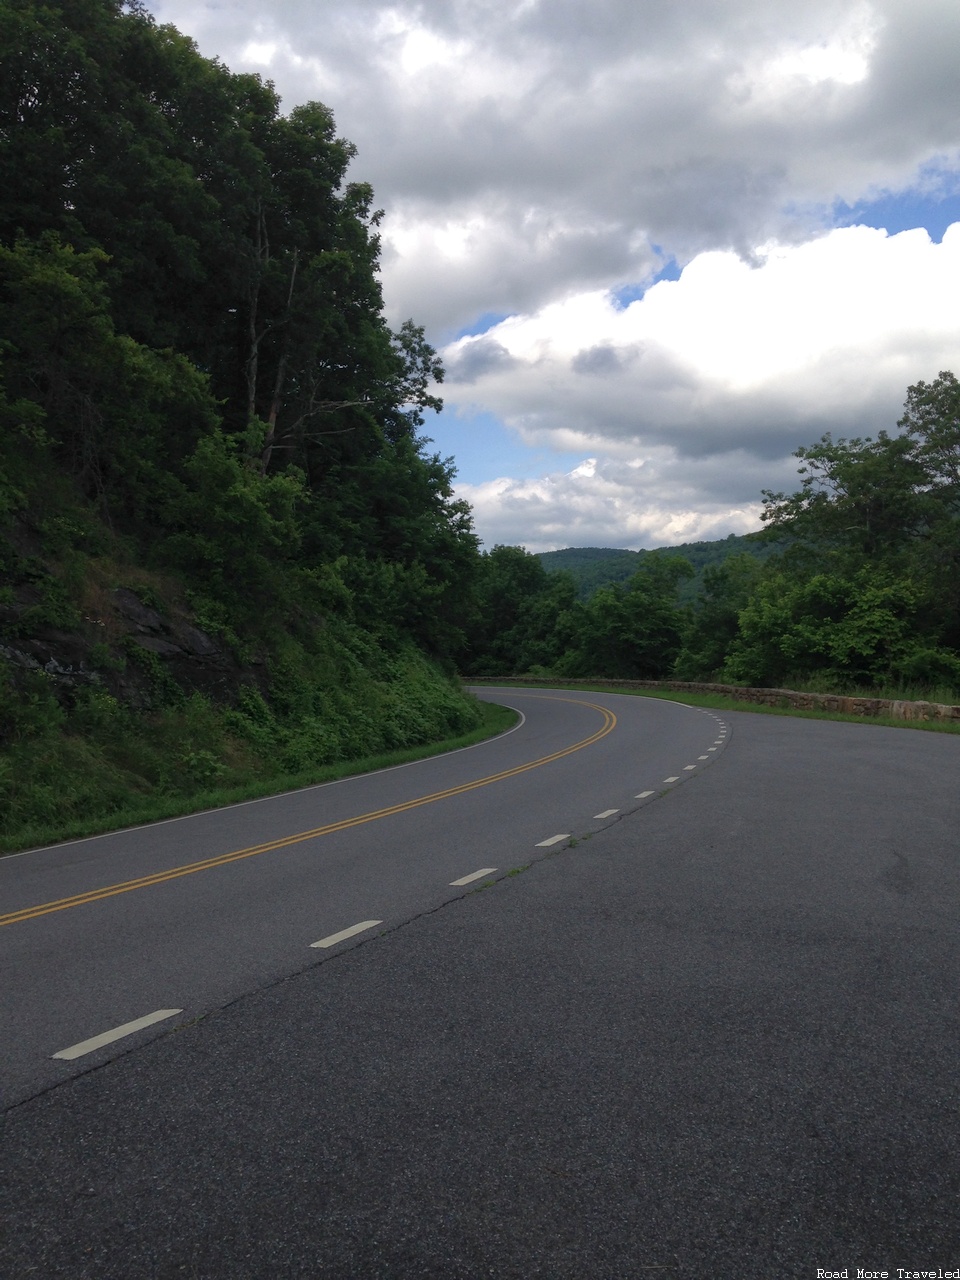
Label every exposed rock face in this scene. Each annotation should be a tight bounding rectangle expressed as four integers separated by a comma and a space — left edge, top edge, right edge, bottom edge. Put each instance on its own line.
1, 584, 264, 711
112, 588, 166, 632
0, 634, 102, 690
178, 624, 219, 658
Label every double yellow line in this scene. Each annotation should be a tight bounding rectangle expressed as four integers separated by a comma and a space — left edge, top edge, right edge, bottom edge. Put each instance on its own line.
1, 697, 616, 929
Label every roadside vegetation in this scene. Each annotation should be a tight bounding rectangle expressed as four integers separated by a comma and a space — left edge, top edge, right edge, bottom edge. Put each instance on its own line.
0, 695, 515, 856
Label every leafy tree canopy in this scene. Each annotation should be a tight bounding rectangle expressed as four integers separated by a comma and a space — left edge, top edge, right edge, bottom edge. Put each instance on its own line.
0, 0, 473, 653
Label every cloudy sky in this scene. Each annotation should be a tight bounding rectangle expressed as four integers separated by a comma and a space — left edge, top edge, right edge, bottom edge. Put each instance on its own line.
153, 0, 960, 550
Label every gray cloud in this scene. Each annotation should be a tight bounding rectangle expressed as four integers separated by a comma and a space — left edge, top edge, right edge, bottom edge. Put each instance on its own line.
456, 448, 789, 552
445, 337, 517, 383
571, 344, 636, 376
151, 0, 960, 332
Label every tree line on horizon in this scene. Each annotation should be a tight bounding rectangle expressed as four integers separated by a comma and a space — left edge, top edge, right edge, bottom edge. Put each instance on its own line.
462, 376, 960, 698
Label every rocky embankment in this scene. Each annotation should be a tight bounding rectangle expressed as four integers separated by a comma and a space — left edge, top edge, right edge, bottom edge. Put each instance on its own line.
1, 584, 262, 711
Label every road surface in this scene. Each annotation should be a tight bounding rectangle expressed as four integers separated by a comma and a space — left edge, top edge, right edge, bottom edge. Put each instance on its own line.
2, 688, 958, 1278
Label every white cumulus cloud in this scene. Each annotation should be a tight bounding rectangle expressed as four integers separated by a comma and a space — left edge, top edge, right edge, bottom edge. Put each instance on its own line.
444, 223, 960, 546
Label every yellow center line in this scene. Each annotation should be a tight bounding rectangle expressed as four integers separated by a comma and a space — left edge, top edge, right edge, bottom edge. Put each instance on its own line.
1, 697, 616, 928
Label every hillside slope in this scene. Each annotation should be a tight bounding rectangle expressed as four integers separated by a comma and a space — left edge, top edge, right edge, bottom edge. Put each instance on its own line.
538, 533, 780, 600
0, 1, 485, 850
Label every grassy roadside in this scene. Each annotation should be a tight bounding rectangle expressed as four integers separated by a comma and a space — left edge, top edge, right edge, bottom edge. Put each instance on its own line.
474, 681, 960, 735
2, 700, 519, 857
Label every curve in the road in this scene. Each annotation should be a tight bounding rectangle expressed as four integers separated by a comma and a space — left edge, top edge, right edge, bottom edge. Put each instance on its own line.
1, 695, 616, 929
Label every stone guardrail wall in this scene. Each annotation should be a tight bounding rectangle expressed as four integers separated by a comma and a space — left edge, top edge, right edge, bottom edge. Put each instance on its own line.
468, 677, 960, 724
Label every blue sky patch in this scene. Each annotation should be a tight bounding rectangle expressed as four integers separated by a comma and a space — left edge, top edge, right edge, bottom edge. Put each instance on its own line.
832, 161, 960, 241
610, 257, 682, 310
422, 407, 582, 485
836, 190, 960, 241
454, 311, 513, 340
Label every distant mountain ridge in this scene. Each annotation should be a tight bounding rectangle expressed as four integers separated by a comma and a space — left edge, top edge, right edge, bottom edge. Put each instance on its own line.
538, 532, 775, 600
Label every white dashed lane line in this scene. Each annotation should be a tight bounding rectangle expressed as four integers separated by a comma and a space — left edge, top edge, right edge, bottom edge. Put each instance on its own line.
46, 713, 733, 1070
53, 1009, 183, 1061
310, 920, 382, 949
450, 868, 498, 886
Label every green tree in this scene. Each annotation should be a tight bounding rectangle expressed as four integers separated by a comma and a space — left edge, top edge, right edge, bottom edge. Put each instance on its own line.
0, 0, 467, 655
511, 571, 578, 674
674, 553, 766, 680
464, 546, 552, 675
735, 373, 960, 691
760, 430, 926, 563
558, 556, 694, 679
0, 233, 218, 526
722, 569, 960, 690
898, 370, 960, 497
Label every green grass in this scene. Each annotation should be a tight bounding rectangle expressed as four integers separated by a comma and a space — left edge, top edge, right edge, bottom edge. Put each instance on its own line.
2, 700, 519, 856
478, 680, 960, 734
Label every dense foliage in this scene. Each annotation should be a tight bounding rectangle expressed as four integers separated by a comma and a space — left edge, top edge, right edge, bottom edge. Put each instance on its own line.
460, 546, 694, 680
0, 0, 483, 844
1, 0, 474, 640
734, 375, 960, 691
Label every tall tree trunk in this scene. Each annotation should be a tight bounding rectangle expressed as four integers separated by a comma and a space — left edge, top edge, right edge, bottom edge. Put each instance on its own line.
245, 200, 269, 427
259, 247, 299, 475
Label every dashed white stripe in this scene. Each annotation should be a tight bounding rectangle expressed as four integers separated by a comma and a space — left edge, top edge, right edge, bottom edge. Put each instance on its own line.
683, 765, 697, 771
663, 776, 680, 783
536, 833, 569, 847
310, 920, 382, 949
450, 868, 497, 886
593, 809, 619, 819
53, 1009, 183, 1061
635, 790, 655, 799
698, 755, 709, 760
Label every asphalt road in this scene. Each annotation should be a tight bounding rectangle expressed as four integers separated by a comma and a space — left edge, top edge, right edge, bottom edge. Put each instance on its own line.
2, 689, 959, 1278
1, 688, 724, 1106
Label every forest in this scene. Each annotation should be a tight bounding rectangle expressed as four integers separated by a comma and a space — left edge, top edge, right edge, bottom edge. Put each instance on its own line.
1, 0, 958, 849
536, 533, 781, 603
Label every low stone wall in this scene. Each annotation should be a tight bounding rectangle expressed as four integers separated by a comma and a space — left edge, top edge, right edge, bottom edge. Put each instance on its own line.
469, 677, 960, 724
